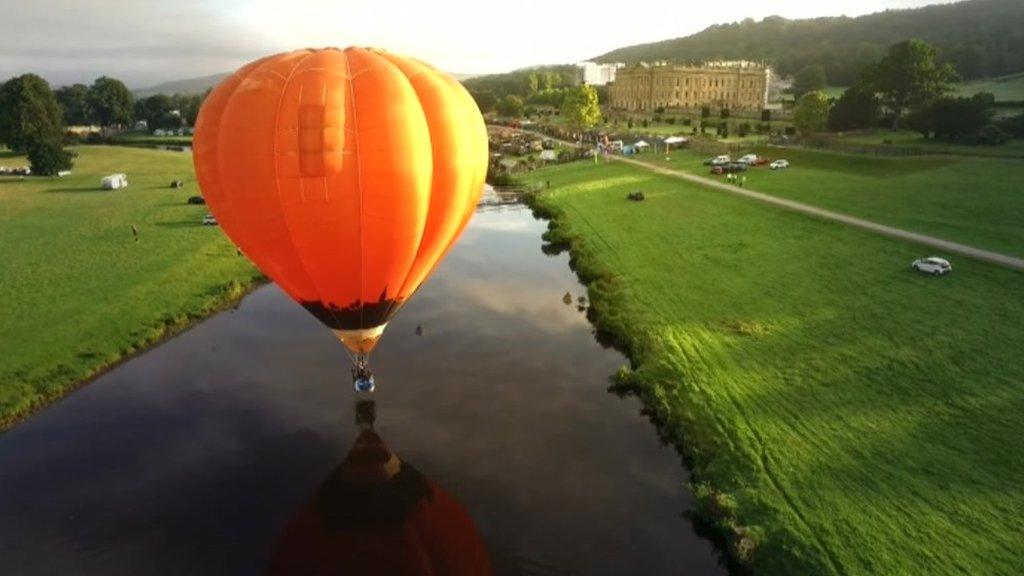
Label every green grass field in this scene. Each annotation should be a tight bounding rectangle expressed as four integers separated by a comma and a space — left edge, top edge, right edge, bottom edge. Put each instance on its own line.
834, 130, 1024, 158
522, 160, 1024, 575
0, 146, 259, 430
642, 146, 1024, 257
793, 76, 1024, 103
957, 71, 1024, 102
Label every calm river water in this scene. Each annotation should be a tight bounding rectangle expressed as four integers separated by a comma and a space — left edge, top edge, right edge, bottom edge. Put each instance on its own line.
0, 190, 725, 575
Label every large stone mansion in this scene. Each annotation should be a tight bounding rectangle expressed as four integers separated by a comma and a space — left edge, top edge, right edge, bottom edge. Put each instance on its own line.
608, 61, 771, 112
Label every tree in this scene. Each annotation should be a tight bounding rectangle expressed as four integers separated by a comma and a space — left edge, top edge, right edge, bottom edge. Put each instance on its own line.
792, 65, 827, 100
906, 92, 995, 141
88, 76, 133, 127
1001, 111, 1024, 139
470, 90, 497, 113
720, 107, 731, 119
134, 94, 181, 130
867, 40, 957, 129
527, 73, 539, 95
0, 74, 64, 153
828, 85, 880, 131
27, 135, 73, 176
173, 93, 204, 127
794, 91, 830, 135
496, 95, 524, 118
560, 85, 601, 130
761, 109, 772, 123
933, 93, 994, 140
525, 88, 569, 108
55, 84, 92, 126
974, 123, 1010, 146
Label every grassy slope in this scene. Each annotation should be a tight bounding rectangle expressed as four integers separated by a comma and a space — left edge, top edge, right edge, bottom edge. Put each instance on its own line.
522, 160, 1024, 575
957, 71, 1024, 102
0, 146, 260, 429
776, 76, 1024, 103
835, 131, 1024, 157
642, 147, 1024, 257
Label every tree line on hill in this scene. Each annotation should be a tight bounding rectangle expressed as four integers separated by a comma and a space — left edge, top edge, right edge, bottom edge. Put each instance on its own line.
474, 81, 603, 134
462, 65, 609, 120
592, 0, 1024, 86
53, 79, 204, 131
0, 73, 207, 175
791, 40, 1024, 145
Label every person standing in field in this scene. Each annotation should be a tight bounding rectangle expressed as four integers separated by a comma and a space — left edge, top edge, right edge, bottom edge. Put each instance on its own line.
131, 224, 139, 242
741, 176, 747, 187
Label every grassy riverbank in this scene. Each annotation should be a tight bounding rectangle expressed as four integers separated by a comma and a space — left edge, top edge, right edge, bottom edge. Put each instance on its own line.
522, 160, 1024, 575
644, 146, 1024, 257
0, 146, 260, 430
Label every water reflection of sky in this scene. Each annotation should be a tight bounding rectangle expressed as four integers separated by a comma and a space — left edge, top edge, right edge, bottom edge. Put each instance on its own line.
0, 202, 724, 576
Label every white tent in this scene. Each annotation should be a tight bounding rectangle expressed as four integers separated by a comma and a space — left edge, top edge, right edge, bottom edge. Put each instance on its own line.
663, 136, 688, 145
634, 140, 650, 149
101, 173, 129, 190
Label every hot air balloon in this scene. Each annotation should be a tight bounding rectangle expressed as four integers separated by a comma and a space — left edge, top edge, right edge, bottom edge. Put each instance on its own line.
193, 48, 488, 389
266, 401, 493, 576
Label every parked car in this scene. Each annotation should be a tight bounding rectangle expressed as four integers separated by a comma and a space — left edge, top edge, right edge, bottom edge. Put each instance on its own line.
912, 257, 952, 276
738, 153, 759, 165
769, 159, 790, 170
703, 155, 731, 166
711, 162, 748, 175
187, 196, 206, 205
202, 214, 217, 226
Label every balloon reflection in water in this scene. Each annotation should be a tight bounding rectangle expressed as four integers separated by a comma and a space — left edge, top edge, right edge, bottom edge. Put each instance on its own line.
267, 401, 492, 576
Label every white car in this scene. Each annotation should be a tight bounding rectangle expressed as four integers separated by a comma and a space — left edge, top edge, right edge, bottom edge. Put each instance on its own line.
912, 257, 952, 276
709, 155, 731, 166
769, 159, 790, 170
202, 214, 218, 226
738, 153, 759, 165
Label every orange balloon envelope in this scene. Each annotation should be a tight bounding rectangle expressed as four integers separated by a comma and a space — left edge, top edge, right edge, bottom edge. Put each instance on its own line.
193, 47, 488, 356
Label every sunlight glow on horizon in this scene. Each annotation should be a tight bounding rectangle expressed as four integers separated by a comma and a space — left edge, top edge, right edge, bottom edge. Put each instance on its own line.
1, 0, 961, 87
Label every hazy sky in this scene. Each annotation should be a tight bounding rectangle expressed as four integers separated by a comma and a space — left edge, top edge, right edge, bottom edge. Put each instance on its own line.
0, 0, 958, 88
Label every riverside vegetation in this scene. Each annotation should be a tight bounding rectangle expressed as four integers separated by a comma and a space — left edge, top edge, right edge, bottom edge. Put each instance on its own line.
522, 159, 1024, 575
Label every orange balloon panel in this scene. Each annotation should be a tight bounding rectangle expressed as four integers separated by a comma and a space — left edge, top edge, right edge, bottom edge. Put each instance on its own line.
193, 47, 487, 346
